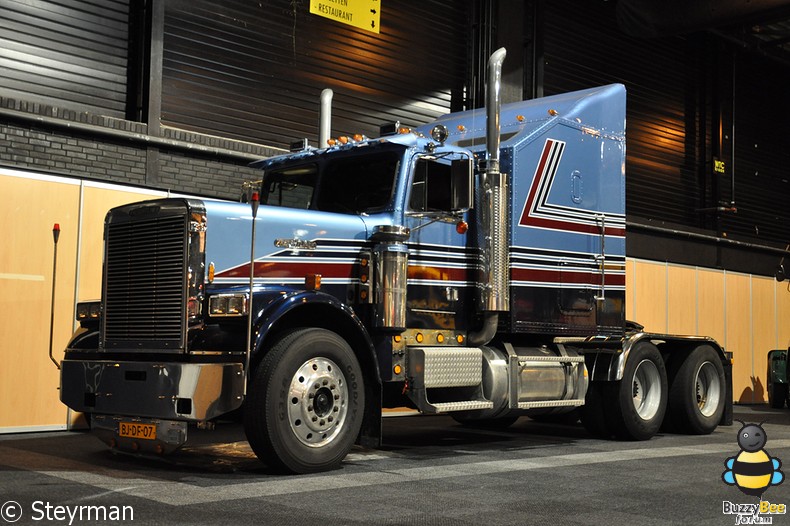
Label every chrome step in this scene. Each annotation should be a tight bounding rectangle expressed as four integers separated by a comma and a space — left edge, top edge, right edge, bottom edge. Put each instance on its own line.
406, 347, 491, 414
517, 399, 585, 409
516, 355, 585, 363
432, 400, 495, 412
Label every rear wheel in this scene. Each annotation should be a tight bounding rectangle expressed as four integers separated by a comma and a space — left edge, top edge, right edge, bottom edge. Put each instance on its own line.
666, 345, 725, 434
606, 342, 667, 440
243, 328, 365, 473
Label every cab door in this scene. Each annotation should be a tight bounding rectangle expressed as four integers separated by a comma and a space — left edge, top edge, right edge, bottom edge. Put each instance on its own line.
403, 152, 475, 331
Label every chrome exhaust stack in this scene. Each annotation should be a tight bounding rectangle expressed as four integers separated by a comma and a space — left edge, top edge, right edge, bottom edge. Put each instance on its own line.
319, 88, 333, 148
480, 47, 510, 313
470, 47, 509, 346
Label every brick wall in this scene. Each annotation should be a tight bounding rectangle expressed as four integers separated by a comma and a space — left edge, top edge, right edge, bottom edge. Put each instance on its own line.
0, 96, 284, 200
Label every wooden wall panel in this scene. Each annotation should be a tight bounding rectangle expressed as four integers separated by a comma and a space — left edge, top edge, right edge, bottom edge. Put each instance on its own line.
751, 276, 775, 403
0, 171, 79, 430
667, 265, 697, 336
696, 268, 726, 347
77, 184, 166, 302
625, 259, 636, 321
632, 260, 667, 333
777, 281, 790, 350
726, 272, 753, 403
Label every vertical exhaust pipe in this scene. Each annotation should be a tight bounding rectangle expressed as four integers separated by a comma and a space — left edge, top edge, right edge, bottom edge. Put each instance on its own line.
486, 48, 507, 176
319, 89, 333, 148
482, 47, 509, 313
470, 47, 508, 346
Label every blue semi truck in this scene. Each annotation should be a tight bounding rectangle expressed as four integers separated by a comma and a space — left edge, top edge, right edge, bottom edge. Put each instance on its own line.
59, 48, 733, 473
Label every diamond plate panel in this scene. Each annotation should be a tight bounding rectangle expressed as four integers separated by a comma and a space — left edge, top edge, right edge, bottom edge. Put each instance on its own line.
411, 348, 483, 388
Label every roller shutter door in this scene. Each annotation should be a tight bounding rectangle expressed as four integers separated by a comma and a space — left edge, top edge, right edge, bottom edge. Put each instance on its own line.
0, 0, 129, 117
542, 0, 702, 228
162, 0, 468, 149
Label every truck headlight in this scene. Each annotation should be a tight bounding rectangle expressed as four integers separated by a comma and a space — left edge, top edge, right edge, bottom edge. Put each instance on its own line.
208, 294, 248, 317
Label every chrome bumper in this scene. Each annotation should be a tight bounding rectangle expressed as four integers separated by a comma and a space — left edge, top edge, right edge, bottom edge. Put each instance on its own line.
60, 359, 244, 421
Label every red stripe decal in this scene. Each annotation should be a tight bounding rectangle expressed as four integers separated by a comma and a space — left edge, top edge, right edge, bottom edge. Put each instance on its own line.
512, 267, 626, 287
518, 139, 625, 237
216, 261, 357, 279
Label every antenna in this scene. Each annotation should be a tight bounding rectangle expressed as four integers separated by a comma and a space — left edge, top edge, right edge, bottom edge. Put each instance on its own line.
244, 192, 260, 395
48, 224, 61, 370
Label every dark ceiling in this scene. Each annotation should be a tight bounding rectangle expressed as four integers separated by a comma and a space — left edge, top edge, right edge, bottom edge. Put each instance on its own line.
617, 0, 790, 65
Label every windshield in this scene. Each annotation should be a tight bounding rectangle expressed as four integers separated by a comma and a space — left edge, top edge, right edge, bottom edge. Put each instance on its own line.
261, 144, 405, 214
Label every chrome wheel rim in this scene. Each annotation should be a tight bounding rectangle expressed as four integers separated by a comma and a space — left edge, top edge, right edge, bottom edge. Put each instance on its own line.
632, 359, 662, 420
288, 357, 348, 448
695, 361, 721, 417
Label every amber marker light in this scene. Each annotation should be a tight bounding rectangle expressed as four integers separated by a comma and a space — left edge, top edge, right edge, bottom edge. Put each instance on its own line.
305, 274, 322, 291
548, 109, 558, 116
338, 136, 349, 144
393, 365, 403, 375
360, 257, 368, 267
456, 220, 468, 235
437, 333, 445, 343
353, 134, 364, 142
208, 262, 215, 283
393, 335, 402, 343
516, 115, 525, 122
456, 334, 465, 344
416, 332, 424, 343
398, 126, 411, 134
457, 124, 466, 132
327, 138, 337, 146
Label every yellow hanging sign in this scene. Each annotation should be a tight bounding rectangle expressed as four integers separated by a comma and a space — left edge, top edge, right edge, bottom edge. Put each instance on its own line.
310, 0, 381, 34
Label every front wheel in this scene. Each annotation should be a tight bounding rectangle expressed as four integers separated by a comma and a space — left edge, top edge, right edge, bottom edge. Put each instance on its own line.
606, 342, 668, 440
243, 328, 365, 473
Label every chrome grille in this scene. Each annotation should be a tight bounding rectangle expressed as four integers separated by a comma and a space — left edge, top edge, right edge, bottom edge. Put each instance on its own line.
102, 212, 187, 350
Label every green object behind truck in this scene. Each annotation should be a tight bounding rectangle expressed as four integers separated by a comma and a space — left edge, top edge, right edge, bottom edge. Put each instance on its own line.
768, 349, 789, 408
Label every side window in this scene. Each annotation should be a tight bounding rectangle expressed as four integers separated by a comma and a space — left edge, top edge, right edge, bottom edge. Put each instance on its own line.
261, 166, 317, 209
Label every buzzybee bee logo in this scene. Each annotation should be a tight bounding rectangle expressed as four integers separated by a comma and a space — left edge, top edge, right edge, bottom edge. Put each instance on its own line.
721, 421, 785, 524
723, 421, 784, 496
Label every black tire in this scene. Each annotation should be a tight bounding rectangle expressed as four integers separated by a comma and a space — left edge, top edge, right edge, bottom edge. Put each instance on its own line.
666, 345, 726, 434
768, 382, 788, 409
581, 381, 612, 438
452, 414, 519, 429
606, 342, 667, 440
243, 328, 365, 473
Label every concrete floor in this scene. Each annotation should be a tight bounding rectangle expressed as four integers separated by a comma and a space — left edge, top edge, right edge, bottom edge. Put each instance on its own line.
0, 405, 788, 525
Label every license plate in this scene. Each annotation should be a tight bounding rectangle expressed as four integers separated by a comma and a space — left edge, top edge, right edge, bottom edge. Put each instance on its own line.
118, 422, 157, 440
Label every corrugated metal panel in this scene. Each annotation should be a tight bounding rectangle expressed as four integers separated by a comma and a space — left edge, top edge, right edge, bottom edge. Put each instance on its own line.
162, 0, 468, 149
0, 0, 129, 116
720, 54, 790, 242
543, 1, 703, 228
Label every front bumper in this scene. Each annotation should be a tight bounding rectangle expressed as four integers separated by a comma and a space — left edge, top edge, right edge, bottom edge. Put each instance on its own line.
60, 359, 245, 421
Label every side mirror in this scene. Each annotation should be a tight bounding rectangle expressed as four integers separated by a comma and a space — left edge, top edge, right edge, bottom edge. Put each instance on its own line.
777, 263, 787, 282
450, 158, 473, 212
